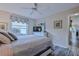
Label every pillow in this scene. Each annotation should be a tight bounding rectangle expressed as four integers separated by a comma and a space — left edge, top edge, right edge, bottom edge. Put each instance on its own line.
0, 33, 11, 44
0, 32, 13, 41
8, 32, 18, 41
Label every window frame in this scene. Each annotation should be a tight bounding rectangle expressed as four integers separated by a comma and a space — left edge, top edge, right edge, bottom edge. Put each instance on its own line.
11, 21, 28, 35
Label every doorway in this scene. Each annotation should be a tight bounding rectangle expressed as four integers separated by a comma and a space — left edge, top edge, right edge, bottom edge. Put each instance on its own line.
68, 13, 79, 55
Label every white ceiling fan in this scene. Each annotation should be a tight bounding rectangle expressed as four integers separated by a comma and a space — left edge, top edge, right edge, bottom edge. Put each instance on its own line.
22, 3, 42, 15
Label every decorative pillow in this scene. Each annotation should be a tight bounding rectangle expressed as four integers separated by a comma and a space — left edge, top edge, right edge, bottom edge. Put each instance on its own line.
0, 30, 17, 44
8, 32, 18, 41
0, 34, 11, 44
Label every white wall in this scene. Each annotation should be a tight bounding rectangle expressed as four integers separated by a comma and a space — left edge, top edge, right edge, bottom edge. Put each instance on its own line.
44, 15, 69, 48
71, 15, 79, 31
71, 16, 79, 26
36, 7, 79, 48
0, 10, 11, 31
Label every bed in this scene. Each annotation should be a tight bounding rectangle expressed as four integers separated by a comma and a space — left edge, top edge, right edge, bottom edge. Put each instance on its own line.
0, 31, 52, 56
11, 35, 52, 56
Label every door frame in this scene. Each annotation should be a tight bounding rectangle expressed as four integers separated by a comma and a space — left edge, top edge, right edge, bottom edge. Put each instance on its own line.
68, 13, 79, 47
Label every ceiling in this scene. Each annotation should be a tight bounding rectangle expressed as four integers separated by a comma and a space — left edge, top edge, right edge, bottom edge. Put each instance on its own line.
0, 3, 79, 19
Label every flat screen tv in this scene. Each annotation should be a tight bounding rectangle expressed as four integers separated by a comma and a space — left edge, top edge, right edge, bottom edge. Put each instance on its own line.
33, 26, 42, 32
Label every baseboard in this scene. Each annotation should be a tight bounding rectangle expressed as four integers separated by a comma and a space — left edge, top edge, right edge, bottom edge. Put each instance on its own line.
53, 43, 68, 49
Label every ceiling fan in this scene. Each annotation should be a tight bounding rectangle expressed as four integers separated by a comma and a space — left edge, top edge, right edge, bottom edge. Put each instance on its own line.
22, 3, 42, 15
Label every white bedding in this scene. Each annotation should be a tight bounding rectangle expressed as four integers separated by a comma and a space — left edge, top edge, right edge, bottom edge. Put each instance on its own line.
10, 35, 50, 55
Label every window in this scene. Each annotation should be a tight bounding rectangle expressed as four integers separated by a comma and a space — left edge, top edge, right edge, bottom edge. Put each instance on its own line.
11, 21, 28, 35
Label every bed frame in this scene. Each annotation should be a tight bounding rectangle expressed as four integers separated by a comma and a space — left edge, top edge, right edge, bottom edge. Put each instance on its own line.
34, 46, 52, 56
14, 41, 53, 56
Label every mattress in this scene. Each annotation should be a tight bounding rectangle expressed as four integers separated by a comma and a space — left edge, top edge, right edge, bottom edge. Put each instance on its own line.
14, 40, 51, 56
10, 35, 51, 56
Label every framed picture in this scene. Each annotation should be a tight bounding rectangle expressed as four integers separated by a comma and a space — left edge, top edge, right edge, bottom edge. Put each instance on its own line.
0, 23, 7, 31
54, 20, 62, 29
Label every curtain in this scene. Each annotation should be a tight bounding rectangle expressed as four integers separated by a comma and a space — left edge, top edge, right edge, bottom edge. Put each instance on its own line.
10, 14, 29, 23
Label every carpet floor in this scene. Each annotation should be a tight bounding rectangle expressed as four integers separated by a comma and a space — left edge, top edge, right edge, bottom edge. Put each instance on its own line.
52, 46, 74, 56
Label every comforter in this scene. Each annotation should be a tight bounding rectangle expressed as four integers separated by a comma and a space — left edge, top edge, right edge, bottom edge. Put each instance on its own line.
0, 35, 52, 56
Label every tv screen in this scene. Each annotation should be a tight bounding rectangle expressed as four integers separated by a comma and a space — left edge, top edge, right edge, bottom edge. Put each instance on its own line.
33, 26, 42, 32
